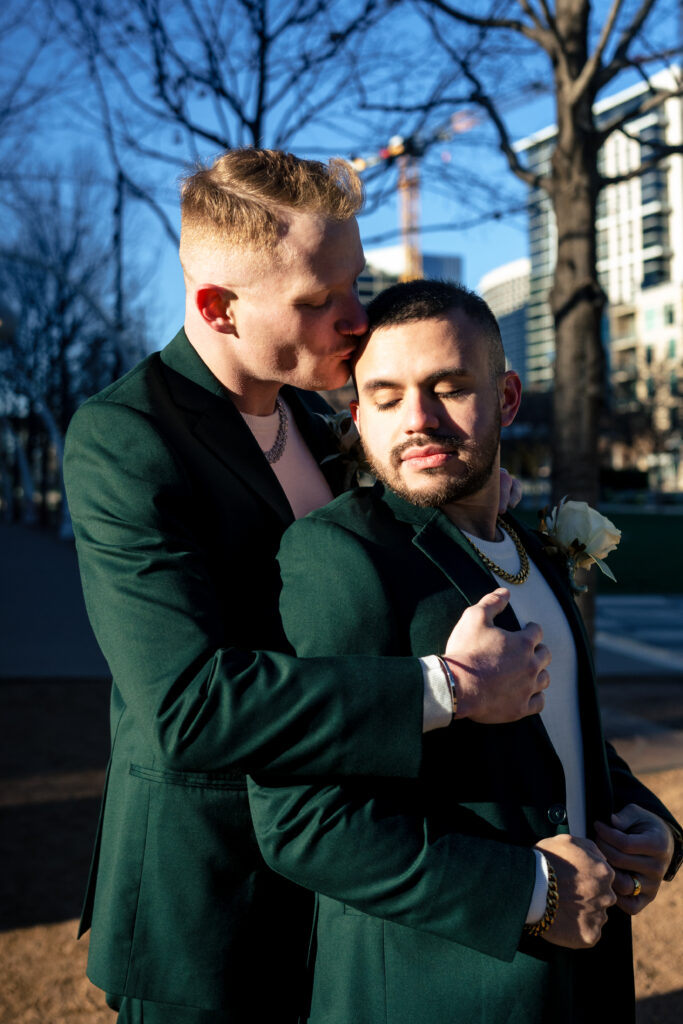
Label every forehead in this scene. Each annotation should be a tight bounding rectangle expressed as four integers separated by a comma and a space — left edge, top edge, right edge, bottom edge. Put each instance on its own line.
355, 311, 490, 388
275, 211, 364, 288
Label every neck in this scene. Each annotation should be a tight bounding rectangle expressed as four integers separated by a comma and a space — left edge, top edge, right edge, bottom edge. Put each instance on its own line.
442, 504, 500, 542
441, 476, 501, 542
184, 320, 280, 415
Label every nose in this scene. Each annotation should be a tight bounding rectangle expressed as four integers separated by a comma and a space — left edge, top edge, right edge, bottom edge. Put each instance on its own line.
335, 291, 368, 337
403, 390, 440, 433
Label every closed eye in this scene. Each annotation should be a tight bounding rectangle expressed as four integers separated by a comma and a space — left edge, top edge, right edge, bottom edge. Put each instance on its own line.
298, 294, 331, 309
434, 387, 467, 399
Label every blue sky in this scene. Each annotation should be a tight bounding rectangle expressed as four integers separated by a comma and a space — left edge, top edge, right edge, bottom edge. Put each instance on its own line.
154, 87, 556, 344
5, 0, 678, 348
146, 0, 678, 345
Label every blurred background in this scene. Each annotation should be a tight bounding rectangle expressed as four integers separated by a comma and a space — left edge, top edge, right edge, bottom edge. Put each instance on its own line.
1, 1, 682, 1021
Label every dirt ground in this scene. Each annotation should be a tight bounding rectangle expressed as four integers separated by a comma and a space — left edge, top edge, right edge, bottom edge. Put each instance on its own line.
1, 679, 682, 1023
2, 782, 682, 1024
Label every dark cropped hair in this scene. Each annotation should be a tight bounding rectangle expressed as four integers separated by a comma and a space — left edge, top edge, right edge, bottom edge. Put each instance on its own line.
365, 279, 505, 375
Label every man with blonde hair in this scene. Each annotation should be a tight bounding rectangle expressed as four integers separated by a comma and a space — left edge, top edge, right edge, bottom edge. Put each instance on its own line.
64, 149, 550, 1023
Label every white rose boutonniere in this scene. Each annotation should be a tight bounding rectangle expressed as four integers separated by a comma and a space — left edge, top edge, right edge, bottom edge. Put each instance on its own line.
317, 410, 372, 490
538, 497, 621, 592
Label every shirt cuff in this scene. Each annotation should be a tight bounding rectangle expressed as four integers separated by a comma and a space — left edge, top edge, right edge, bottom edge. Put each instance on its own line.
420, 655, 453, 732
526, 851, 550, 924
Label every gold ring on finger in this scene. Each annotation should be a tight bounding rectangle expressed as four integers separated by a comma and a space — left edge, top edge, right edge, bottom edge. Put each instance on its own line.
630, 874, 642, 897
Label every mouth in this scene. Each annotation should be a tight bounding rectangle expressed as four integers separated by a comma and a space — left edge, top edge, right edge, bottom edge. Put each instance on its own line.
399, 445, 457, 471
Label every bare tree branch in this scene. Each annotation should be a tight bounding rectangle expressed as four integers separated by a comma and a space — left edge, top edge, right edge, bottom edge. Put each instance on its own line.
568, 0, 626, 105
420, 0, 556, 47
597, 0, 660, 89
595, 80, 683, 147
422, 19, 550, 191
84, 42, 182, 245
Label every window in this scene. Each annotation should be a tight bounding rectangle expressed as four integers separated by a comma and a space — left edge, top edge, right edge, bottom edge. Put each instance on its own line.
641, 213, 669, 250
597, 229, 608, 261
642, 258, 670, 289
596, 192, 607, 220
669, 338, 677, 359
664, 304, 675, 325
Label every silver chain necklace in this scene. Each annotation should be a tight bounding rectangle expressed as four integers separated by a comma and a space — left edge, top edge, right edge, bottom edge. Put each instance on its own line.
264, 396, 288, 464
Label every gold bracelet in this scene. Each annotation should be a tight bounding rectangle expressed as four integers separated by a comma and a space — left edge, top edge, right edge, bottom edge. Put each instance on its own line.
524, 859, 559, 938
435, 656, 458, 721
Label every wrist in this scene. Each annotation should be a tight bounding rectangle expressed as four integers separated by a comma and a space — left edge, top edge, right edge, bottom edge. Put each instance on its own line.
435, 656, 458, 721
523, 857, 559, 938
440, 656, 476, 720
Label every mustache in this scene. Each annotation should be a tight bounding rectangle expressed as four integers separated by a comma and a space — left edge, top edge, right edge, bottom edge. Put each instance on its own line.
390, 435, 468, 465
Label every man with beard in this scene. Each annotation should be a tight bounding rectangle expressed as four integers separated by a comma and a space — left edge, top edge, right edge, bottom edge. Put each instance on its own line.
249, 279, 682, 1024
64, 152, 550, 1024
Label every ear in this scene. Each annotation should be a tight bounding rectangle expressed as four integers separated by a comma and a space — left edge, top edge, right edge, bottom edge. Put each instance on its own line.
499, 371, 522, 428
350, 399, 360, 431
195, 285, 237, 335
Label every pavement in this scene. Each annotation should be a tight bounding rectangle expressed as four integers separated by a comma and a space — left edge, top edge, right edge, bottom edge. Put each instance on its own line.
1, 521, 682, 774
595, 595, 683, 773
0, 521, 108, 680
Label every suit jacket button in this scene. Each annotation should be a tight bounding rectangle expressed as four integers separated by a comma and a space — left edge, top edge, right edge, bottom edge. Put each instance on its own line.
548, 804, 567, 825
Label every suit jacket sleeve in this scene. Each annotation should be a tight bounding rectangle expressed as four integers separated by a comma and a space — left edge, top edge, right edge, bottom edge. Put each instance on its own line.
63, 399, 423, 778
249, 513, 536, 963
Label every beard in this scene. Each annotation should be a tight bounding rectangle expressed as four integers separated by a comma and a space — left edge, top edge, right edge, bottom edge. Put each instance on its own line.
363, 411, 501, 509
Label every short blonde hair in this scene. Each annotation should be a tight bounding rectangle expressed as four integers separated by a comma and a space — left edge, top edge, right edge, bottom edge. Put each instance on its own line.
180, 149, 363, 266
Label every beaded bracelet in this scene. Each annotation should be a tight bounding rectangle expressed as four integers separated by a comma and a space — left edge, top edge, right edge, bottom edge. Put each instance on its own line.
524, 859, 559, 937
435, 656, 458, 721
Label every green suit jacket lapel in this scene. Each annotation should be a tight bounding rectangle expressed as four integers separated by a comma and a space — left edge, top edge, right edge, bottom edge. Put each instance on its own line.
381, 486, 600, 770
382, 487, 520, 630
383, 486, 612, 819
160, 330, 339, 525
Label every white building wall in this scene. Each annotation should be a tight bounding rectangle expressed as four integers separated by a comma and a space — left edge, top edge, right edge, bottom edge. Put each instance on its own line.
516, 67, 683, 393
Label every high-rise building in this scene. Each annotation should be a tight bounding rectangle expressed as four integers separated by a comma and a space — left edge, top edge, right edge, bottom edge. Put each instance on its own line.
358, 246, 463, 302
478, 258, 530, 386
515, 66, 683, 396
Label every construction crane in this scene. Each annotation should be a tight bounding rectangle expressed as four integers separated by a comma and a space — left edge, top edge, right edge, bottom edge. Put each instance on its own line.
349, 111, 479, 281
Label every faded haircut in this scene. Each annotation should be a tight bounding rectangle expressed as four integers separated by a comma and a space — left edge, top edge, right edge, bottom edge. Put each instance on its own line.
364, 279, 506, 377
179, 148, 363, 267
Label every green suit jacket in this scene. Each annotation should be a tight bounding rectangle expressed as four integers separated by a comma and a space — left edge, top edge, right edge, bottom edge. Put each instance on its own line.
249, 484, 681, 1024
63, 332, 425, 1017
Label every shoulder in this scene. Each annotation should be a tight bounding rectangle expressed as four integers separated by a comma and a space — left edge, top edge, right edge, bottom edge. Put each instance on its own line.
65, 360, 166, 459
279, 487, 409, 569
297, 485, 390, 536
70, 351, 164, 420
64, 354, 185, 496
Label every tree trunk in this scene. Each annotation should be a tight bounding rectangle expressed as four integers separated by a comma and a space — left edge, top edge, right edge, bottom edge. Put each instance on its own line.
548, 1, 605, 639
548, 2, 605, 511
549, 156, 605, 509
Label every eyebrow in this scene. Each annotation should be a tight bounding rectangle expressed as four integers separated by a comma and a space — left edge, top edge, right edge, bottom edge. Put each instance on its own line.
361, 367, 470, 395
297, 261, 366, 299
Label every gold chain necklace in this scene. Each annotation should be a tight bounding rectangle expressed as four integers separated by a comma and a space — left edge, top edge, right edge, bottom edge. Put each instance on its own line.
464, 517, 530, 585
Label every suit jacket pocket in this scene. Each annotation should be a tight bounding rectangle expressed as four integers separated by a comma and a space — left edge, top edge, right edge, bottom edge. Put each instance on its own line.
129, 763, 247, 790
